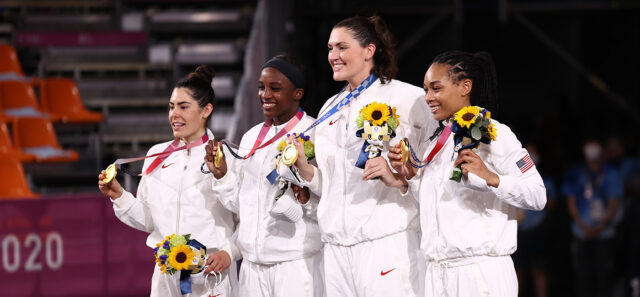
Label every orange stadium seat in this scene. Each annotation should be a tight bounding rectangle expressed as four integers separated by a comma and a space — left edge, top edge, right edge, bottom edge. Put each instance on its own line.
0, 81, 58, 122
0, 44, 25, 76
12, 116, 79, 163
0, 155, 38, 199
41, 78, 103, 123
0, 117, 35, 162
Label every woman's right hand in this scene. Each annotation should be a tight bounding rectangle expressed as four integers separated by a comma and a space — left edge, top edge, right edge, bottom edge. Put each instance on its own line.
98, 170, 124, 200
388, 142, 418, 180
204, 139, 228, 179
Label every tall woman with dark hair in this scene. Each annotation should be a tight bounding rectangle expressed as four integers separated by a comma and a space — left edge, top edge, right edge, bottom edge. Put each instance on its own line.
98, 66, 238, 297
285, 16, 436, 296
387, 50, 547, 296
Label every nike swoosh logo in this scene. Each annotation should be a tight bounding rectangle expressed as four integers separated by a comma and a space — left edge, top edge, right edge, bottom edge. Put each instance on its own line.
212, 294, 222, 297
381, 268, 395, 276
329, 118, 339, 125
161, 163, 174, 169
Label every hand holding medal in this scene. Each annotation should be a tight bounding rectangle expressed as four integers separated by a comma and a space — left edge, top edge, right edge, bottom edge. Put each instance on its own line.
204, 140, 227, 179
388, 139, 419, 180
98, 164, 124, 200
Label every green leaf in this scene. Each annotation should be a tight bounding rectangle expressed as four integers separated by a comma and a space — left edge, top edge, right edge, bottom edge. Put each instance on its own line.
471, 126, 482, 140
356, 112, 364, 128
387, 117, 398, 130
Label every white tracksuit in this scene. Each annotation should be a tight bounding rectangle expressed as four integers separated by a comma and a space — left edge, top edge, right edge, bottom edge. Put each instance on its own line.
111, 129, 239, 297
212, 113, 324, 297
292, 79, 437, 297
408, 120, 546, 297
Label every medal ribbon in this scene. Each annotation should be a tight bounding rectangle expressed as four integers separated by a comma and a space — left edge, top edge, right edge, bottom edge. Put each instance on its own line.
114, 133, 209, 176
221, 108, 304, 160
407, 123, 452, 168
301, 73, 376, 134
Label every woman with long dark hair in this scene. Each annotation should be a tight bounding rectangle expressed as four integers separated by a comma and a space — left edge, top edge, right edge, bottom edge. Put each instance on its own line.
286, 16, 436, 296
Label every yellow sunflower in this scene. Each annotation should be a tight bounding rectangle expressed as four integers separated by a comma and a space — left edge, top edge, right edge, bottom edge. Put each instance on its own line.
168, 244, 194, 271
454, 106, 480, 129
363, 102, 390, 126
487, 123, 497, 141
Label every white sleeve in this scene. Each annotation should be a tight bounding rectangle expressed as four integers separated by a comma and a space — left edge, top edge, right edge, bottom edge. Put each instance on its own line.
220, 224, 241, 262
277, 161, 322, 196
487, 124, 547, 211
111, 176, 154, 233
211, 145, 242, 214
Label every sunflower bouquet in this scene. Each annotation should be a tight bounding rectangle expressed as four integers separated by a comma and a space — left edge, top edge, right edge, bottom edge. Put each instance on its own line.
355, 102, 399, 169
273, 133, 315, 200
154, 234, 207, 293
449, 106, 497, 182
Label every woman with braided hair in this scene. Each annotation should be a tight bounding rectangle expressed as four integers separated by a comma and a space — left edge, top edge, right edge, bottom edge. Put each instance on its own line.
386, 50, 547, 296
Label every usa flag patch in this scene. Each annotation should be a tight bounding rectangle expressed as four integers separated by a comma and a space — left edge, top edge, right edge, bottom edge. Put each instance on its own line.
516, 154, 534, 173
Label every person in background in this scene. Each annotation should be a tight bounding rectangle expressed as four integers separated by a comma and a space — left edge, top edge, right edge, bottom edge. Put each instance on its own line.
513, 143, 556, 297
563, 139, 622, 297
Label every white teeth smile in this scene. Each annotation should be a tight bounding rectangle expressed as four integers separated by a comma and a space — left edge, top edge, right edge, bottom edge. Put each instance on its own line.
263, 103, 275, 108
430, 106, 440, 113
173, 123, 185, 127
333, 64, 344, 71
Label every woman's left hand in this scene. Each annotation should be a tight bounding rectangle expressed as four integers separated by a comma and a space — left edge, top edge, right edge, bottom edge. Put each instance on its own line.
453, 149, 500, 187
203, 250, 231, 274
290, 184, 310, 204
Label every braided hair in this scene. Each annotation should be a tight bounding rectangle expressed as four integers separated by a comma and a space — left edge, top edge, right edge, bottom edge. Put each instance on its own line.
432, 51, 498, 112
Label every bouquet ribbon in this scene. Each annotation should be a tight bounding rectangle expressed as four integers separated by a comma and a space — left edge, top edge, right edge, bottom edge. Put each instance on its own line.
179, 239, 207, 295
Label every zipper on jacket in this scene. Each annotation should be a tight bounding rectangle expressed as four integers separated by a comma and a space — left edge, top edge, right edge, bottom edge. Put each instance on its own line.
176, 150, 189, 234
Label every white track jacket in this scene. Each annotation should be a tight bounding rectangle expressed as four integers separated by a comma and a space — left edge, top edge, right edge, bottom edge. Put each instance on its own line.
112, 129, 239, 261
410, 120, 546, 261
298, 78, 436, 246
212, 113, 323, 264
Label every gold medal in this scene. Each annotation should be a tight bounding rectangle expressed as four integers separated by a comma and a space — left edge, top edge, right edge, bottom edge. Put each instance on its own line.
103, 163, 117, 183
214, 143, 223, 168
281, 143, 298, 166
400, 139, 410, 163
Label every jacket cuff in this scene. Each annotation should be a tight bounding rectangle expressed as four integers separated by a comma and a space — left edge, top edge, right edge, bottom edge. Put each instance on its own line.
490, 174, 515, 201
212, 170, 236, 191
111, 190, 136, 214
